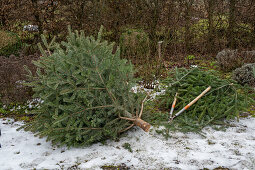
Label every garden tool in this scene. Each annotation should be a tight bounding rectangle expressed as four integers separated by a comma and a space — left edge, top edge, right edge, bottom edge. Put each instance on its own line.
169, 86, 211, 121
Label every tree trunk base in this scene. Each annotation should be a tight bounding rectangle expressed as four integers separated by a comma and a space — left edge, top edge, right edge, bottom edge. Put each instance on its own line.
133, 118, 151, 132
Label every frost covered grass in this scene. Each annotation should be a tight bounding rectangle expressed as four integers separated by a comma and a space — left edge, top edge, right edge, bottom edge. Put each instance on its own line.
0, 98, 42, 122
1, 117, 255, 169
1, 98, 42, 113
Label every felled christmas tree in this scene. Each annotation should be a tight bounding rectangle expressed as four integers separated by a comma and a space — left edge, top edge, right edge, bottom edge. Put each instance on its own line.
23, 26, 150, 147
155, 68, 253, 133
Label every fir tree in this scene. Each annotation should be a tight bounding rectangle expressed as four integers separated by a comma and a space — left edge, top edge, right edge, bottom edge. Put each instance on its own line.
147, 68, 254, 134
22, 26, 150, 147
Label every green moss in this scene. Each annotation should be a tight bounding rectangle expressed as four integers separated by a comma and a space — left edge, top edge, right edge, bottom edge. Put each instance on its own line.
0, 100, 39, 122
248, 106, 255, 117
0, 30, 22, 56
122, 143, 133, 153
101, 30, 114, 42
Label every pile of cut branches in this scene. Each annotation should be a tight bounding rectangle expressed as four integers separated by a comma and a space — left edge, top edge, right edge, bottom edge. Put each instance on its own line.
145, 68, 254, 135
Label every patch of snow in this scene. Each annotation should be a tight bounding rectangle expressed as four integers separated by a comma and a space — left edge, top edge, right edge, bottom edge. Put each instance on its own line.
26, 98, 43, 109
15, 80, 26, 88
6, 98, 43, 114
1, 117, 255, 169
190, 65, 198, 68
131, 82, 166, 100
23, 25, 39, 32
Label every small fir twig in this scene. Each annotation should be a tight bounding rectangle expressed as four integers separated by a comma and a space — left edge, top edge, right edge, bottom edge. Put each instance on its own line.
135, 109, 139, 118
74, 105, 114, 114
119, 124, 135, 133
91, 55, 117, 102
205, 83, 233, 96
119, 93, 150, 132
54, 127, 102, 130
170, 68, 195, 86
139, 93, 149, 118
119, 116, 136, 121
76, 87, 106, 90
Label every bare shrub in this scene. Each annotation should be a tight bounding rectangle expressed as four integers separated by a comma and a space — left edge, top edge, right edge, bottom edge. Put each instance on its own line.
233, 63, 255, 86
216, 49, 241, 71
216, 49, 255, 71
0, 54, 39, 104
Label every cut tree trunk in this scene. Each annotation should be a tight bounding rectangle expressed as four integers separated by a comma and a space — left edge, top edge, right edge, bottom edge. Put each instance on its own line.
133, 118, 151, 132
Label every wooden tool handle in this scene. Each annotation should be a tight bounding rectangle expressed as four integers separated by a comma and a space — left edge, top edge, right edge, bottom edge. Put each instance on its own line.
174, 86, 211, 118
169, 93, 178, 118
184, 86, 211, 110
172, 93, 178, 108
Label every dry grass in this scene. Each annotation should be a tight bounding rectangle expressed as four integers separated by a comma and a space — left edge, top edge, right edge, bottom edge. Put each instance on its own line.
0, 30, 17, 49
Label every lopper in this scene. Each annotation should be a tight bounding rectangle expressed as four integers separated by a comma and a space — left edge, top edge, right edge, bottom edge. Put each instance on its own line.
169, 86, 211, 121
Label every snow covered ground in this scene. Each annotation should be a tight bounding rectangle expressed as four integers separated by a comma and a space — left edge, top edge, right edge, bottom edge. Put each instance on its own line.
0, 117, 255, 170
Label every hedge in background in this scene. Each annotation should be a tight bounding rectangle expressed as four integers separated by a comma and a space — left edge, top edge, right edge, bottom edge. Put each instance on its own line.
120, 28, 150, 64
